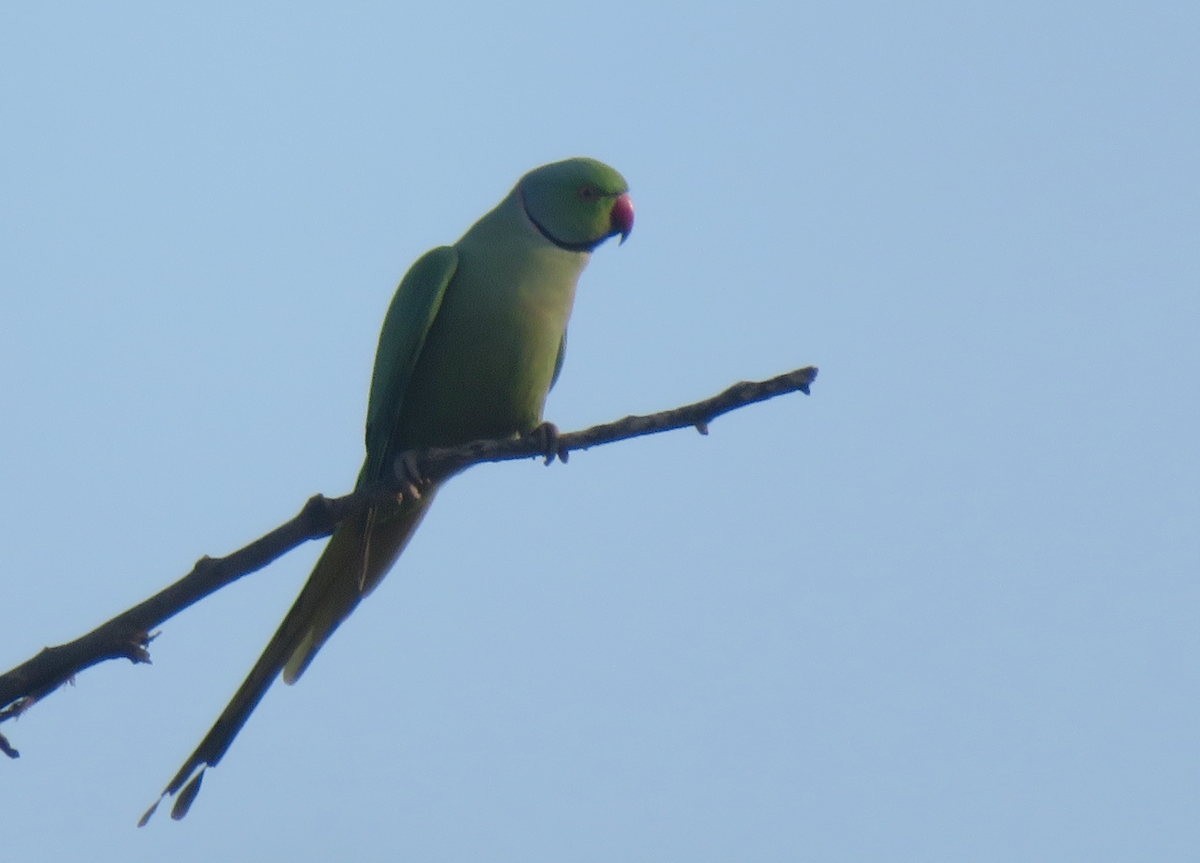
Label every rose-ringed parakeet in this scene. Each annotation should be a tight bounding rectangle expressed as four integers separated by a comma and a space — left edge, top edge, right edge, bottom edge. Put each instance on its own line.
142, 157, 633, 823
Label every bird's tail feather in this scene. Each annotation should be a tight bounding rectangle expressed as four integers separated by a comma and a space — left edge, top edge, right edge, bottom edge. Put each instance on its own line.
282, 493, 433, 683
140, 492, 434, 825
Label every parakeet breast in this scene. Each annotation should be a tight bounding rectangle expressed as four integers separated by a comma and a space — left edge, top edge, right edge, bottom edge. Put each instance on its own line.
395, 204, 588, 448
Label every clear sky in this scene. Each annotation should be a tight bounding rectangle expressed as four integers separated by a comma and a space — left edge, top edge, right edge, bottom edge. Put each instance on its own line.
2, 3, 1197, 861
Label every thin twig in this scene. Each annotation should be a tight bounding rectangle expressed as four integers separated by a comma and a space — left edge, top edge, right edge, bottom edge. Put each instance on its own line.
0, 366, 816, 753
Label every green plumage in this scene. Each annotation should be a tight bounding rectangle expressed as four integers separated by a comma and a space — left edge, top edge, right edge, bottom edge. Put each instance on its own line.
144, 157, 632, 823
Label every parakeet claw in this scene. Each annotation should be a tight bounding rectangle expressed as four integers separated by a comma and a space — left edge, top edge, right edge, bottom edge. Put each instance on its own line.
393, 450, 431, 500
527, 421, 568, 465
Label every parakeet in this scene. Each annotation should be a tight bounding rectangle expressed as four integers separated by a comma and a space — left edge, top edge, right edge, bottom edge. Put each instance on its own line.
142, 157, 633, 823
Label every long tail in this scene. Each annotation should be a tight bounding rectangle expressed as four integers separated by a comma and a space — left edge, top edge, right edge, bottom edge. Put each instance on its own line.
140, 492, 434, 825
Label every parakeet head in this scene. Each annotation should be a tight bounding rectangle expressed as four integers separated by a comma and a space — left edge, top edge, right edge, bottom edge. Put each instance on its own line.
519, 158, 634, 252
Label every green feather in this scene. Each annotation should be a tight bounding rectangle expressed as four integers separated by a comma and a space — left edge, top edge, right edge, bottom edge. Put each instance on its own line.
145, 157, 632, 821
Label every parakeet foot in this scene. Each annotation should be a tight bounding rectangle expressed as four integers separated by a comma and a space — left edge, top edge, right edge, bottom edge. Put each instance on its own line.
392, 450, 431, 500
527, 421, 568, 465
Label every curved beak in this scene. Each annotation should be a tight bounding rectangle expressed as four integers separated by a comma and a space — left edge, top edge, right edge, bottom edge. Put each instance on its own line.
609, 193, 634, 245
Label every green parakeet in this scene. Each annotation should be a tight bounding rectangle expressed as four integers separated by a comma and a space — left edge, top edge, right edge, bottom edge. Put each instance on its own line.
143, 157, 633, 822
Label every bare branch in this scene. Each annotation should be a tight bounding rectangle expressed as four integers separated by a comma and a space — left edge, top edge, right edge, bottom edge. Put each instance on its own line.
0, 366, 816, 754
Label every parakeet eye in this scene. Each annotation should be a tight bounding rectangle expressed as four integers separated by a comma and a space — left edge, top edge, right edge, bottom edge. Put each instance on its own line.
577, 184, 601, 202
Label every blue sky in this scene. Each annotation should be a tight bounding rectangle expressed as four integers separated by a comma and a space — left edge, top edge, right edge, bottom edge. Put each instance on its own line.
2, 2, 1197, 860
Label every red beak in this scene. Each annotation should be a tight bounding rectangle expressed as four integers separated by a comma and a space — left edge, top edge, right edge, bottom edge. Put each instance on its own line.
610, 193, 634, 244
